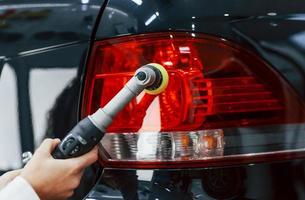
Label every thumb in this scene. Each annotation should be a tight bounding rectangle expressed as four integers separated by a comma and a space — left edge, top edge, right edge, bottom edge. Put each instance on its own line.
50, 138, 61, 151
37, 138, 61, 155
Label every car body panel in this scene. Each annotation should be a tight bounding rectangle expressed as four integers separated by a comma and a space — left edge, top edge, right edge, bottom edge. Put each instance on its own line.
0, 0, 103, 170
0, 0, 101, 57
0, 0, 103, 199
87, 164, 305, 200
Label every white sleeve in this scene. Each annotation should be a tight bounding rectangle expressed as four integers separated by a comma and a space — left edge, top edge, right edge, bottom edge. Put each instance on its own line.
0, 176, 40, 200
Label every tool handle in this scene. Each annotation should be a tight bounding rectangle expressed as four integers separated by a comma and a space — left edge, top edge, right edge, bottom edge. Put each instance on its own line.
52, 117, 104, 159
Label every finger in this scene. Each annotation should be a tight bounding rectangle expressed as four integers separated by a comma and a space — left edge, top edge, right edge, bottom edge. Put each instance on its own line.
71, 170, 84, 188
50, 138, 61, 151
69, 147, 98, 169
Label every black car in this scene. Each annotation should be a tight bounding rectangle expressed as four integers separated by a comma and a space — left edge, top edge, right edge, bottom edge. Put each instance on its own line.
1, 0, 305, 199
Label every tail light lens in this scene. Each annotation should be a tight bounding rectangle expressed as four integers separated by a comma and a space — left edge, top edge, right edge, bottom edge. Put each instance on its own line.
82, 32, 305, 169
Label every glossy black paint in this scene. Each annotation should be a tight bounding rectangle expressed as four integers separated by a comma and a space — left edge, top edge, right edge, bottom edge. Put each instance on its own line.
0, 0, 103, 156
87, 163, 305, 200
0, 0, 102, 57
0, 0, 103, 199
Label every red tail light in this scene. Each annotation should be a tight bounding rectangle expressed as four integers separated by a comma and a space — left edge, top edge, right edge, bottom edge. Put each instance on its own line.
82, 32, 305, 169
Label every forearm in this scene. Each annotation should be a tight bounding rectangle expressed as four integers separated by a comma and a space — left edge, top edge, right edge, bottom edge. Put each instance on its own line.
0, 176, 40, 200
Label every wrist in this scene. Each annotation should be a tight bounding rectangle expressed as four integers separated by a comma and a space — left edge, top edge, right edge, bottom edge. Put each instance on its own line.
20, 173, 43, 199
11, 176, 41, 200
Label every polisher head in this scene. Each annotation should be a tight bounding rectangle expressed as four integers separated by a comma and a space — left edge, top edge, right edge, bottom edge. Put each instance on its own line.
144, 63, 169, 95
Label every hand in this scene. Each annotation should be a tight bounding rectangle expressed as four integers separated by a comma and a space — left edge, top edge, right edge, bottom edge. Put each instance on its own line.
0, 169, 22, 190
21, 138, 98, 200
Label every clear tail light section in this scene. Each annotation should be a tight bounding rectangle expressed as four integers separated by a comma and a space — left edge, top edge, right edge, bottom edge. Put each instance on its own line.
82, 32, 305, 169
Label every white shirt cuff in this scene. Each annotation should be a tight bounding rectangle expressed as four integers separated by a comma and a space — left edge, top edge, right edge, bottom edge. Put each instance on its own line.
0, 176, 40, 200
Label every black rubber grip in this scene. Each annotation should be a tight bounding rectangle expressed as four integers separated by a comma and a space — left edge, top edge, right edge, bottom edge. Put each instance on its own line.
52, 117, 104, 159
